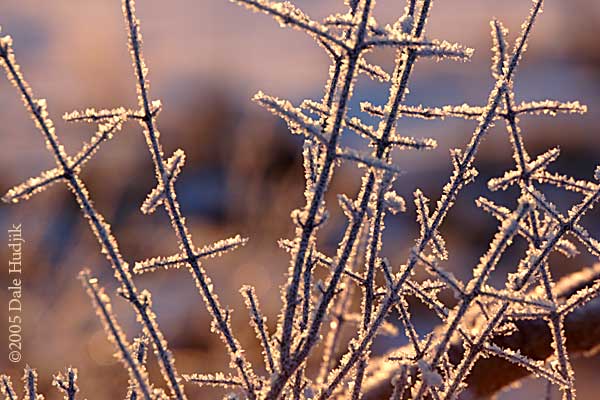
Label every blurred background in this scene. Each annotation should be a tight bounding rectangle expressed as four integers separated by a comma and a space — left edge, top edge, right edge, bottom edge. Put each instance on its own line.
0, 0, 599, 398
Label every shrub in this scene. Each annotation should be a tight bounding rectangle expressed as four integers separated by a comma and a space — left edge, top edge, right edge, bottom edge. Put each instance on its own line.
1, 0, 599, 399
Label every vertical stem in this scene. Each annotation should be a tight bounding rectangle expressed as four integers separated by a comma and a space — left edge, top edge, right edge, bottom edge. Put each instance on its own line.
122, 1, 256, 396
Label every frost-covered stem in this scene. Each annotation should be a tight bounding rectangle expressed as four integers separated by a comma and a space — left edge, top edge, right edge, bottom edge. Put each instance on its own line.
320, 0, 359, 122
300, 256, 315, 333
390, 366, 408, 400
25, 367, 38, 400
1, 376, 16, 400
521, 190, 600, 287
313, 1, 437, 394
317, 294, 396, 400
315, 222, 367, 387
297, 176, 371, 359
350, 179, 387, 398
0, 71, 65, 172
418, 0, 542, 247
405, 0, 541, 328
397, 297, 422, 355
549, 313, 575, 400
352, 357, 367, 400
71, 175, 182, 400
407, 0, 418, 17
363, 266, 600, 400
441, 188, 596, 399
305, 0, 359, 184
519, 188, 600, 288
121, 1, 256, 396
0, 40, 182, 400
128, 338, 149, 400
317, 278, 354, 385
292, 367, 304, 400
317, 3, 542, 393
413, 203, 529, 399
55, 368, 79, 400
234, 0, 350, 51
319, 93, 495, 397
504, 92, 528, 173
443, 302, 510, 399
417, 204, 530, 397
80, 271, 153, 400
277, 0, 374, 373
320, 0, 430, 350
362, 179, 387, 330
354, 0, 434, 327
541, 264, 575, 399
242, 286, 276, 374
494, 82, 577, 399
500, 64, 543, 247
491, 18, 529, 175
444, 265, 545, 398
